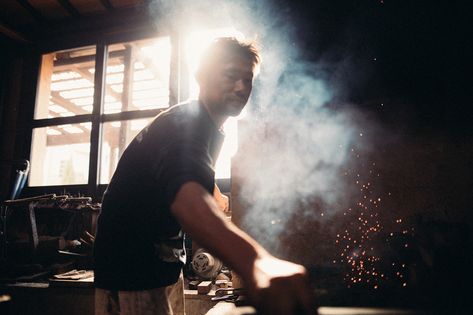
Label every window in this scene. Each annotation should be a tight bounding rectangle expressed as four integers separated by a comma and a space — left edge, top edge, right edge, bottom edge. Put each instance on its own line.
102, 38, 171, 114
99, 37, 171, 184
30, 46, 96, 186
30, 29, 244, 192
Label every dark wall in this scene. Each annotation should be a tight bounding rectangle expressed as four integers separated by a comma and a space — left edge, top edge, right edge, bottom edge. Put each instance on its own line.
285, 0, 473, 221
285, 0, 470, 136
0, 34, 40, 200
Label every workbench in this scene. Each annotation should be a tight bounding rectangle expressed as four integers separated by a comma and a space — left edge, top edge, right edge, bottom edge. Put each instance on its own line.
2, 278, 432, 315
1, 279, 219, 315
206, 303, 432, 315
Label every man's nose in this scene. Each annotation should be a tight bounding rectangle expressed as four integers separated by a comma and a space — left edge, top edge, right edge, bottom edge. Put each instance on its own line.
234, 79, 249, 92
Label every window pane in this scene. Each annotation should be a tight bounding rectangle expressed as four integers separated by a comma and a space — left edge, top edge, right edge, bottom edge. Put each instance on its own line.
103, 37, 171, 114
30, 123, 91, 186
100, 118, 154, 184
35, 46, 96, 119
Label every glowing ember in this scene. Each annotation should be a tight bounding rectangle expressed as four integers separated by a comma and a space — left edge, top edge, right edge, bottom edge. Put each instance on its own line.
333, 147, 412, 290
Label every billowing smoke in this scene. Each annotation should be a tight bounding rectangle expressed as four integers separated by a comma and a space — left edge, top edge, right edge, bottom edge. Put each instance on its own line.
147, 2, 473, 304
148, 0, 371, 253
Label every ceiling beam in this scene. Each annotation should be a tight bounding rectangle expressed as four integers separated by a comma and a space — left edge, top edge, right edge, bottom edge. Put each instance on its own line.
16, 0, 46, 25
100, 0, 114, 11
37, 3, 154, 51
57, 0, 81, 18
0, 20, 30, 43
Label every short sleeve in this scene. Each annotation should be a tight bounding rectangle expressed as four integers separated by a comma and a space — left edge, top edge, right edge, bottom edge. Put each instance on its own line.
154, 139, 215, 206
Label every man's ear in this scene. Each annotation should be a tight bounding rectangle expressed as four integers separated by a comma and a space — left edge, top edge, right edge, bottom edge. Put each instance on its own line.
195, 69, 204, 86
196, 70, 209, 94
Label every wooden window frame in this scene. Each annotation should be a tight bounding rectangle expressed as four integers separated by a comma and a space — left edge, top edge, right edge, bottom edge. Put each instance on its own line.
24, 32, 229, 201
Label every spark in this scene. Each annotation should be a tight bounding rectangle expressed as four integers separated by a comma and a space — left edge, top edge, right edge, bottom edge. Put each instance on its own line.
334, 150, 411, 290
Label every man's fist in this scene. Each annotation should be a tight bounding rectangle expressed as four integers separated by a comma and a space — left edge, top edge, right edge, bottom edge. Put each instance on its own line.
248, 257, 313, 315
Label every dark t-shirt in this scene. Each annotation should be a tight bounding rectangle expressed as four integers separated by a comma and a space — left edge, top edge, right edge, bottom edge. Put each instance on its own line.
93, 101, 224, 290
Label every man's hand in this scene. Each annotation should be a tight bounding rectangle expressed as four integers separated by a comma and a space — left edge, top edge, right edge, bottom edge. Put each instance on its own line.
213, 184, 229, 213
247, 256, 313, 315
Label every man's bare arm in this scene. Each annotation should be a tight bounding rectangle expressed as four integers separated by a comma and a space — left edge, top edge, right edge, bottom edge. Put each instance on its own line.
171, 181, 312, 315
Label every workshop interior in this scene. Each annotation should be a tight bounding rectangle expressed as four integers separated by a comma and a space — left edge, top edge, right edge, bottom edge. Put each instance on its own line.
0, 1, 471, 314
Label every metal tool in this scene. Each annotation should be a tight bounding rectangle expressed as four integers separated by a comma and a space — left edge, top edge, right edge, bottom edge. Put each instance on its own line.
212, 288, 248, 305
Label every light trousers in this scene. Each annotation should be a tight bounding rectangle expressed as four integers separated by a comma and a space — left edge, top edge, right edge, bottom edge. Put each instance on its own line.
95, 275, 185, 315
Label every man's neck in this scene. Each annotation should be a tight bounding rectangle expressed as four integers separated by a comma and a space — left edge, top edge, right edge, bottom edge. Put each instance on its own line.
199, 99, 227, 128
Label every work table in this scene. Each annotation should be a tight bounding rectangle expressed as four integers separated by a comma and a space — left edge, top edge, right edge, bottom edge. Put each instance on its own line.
2, 281, 433, 315
206, 303, 432, 315
1, 280, 220, 315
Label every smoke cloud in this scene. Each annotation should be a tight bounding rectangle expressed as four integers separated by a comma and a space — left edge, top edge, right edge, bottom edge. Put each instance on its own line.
148, 0, 373, 253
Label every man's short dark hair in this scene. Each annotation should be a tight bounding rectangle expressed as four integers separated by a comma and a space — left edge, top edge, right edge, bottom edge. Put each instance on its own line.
196, 37, 260, 81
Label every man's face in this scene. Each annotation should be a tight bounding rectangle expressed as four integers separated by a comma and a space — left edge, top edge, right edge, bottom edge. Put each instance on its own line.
200, 56, 255, 118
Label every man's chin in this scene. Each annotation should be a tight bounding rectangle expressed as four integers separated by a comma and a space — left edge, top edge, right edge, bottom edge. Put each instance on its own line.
224, 102, 246, 116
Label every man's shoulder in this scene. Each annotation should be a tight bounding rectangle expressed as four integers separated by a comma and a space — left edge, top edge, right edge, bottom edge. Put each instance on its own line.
154, 100, 199, 122
167, 99, 198, 113
144, 100, 215, 146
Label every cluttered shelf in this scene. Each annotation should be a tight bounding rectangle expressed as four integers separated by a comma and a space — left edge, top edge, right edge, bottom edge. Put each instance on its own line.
0, 193, 98, 315
1, 194, 99, 281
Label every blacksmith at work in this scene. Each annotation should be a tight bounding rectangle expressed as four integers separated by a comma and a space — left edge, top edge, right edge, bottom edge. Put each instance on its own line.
94, 37, 312, 315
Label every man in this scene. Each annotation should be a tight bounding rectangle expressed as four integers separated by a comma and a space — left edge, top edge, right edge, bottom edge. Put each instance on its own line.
94, 37, 312, 315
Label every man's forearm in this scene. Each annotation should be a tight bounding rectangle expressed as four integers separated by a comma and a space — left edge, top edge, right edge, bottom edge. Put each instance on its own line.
172, 181, 313, 314
171, 181, 269, 284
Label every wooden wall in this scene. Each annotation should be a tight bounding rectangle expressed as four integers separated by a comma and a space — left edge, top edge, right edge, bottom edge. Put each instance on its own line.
0, 35, 40, 201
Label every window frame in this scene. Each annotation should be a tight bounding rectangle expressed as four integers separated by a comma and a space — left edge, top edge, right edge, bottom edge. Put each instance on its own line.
24, 32, 230, 200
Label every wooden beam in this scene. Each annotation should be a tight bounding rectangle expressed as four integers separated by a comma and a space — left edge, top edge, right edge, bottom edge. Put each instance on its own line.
72, 66, 123, 106
37, 4, 155, 51
0, 20, 30, 43
49, 124, 90, 135
47, 132, 89, 146
57, 0, 81, 18
54, 50, 125, 68
50, 92, 89, 116
88, 44, 108, 197
35, 54, 55, 128
16, 0, 46, 25
100, 0, 114, 11
118, 45, 134, 155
